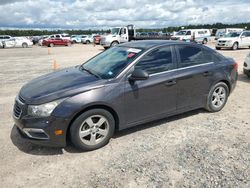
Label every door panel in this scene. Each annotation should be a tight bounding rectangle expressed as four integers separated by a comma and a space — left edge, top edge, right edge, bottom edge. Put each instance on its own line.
175, 44, 215, 109
175, 64, 214, 109
124, 72, 177, 125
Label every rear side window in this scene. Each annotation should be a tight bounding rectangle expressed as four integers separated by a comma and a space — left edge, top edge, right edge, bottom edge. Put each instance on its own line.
135, 46, 174, 74
176, 45, 204, 68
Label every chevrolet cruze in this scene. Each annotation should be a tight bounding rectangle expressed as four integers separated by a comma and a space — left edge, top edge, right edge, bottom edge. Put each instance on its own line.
13, 40, 238, 151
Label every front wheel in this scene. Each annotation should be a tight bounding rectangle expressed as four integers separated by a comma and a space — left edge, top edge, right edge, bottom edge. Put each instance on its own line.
232, 42, 238, 50
22, 43, 28, 48
111, 41, 119, 47
70, 109, 115, 151
49, 43, 54, 47
206, 82, 229, 112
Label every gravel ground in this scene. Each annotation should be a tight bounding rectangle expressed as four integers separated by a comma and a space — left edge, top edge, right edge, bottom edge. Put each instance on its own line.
0, 43, 249, 188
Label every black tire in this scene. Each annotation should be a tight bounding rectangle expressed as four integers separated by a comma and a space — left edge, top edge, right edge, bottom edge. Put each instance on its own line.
206, 82, 229, 112
49, 43, 54, 47
22, 43, 28, 48
232, 42, 238, 50
111, 41, 119, 46
86, 40, 90, 44
202, 38, 208, 44
67, 42, 71, 46
216, 47, 221, 50
70, 109, 115, 151
111, 41, 119, 47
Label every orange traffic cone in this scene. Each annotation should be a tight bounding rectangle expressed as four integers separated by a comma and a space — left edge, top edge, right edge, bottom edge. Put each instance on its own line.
48, 48, 51, 55
53, 60, 59, 70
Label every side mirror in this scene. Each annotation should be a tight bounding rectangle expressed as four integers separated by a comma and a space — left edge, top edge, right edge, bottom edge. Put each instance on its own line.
129, 69, 149, 81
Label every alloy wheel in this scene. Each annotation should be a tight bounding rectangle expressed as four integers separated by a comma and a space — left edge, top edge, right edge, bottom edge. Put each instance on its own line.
211, 86, 226, 108
78, 115, 110, 146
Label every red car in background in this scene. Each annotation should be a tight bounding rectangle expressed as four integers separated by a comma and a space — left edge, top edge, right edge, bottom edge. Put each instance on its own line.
42, 38, 72, 47
94, 35, 101, 44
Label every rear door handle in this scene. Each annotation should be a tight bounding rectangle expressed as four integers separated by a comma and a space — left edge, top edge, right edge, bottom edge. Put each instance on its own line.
165, 80, 177, 86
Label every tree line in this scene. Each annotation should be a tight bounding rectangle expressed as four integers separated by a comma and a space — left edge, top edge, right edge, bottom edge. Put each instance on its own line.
0, 22, 249, 36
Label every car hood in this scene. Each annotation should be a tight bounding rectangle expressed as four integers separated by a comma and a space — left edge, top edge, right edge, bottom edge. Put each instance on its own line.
20, 66, 106, 104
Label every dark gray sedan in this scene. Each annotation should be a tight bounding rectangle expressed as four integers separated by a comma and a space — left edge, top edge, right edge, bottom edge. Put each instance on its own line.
13, 40, 238, 151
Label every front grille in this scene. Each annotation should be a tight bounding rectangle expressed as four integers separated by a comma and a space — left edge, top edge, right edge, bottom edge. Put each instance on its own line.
218, 41, 226, 43
19, 95, 25, 104
13, 101, 22, 119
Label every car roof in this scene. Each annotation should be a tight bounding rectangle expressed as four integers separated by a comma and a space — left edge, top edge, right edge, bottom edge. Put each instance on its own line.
119, 40, 198, 50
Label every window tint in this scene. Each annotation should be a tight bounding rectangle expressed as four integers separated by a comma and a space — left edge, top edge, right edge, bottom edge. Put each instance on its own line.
177, 45, 205, 67
135, 46, 173, 74
246, 32, 250, 37
241, 32, 247, 37
56, 35, 60, 38
186, 31, 191, 35
202, 49, 222, 63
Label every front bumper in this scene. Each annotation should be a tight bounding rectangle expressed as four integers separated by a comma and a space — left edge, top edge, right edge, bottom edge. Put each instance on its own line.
216, 42, 233, 48
13, 113, 69, 147
100, 40, 111, 47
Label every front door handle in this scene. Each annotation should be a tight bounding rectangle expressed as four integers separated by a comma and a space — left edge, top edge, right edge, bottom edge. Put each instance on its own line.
165, 80, 177, 86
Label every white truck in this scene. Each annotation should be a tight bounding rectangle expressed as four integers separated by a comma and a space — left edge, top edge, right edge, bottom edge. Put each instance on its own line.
216, 30, 250, 50
171, 29, 211, 44
100, 25, 136, 49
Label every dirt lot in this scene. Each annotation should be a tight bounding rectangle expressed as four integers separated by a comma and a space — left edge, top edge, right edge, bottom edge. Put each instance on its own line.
0, 43, 249, 188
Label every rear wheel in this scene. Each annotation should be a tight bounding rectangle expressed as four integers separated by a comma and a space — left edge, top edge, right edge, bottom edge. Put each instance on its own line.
67, 42, 71, 46
202, 38, 208, 44
22, 43, 28, 48
70, 109, 115, 151
86, 40, 90, 44
49, 43, 54, 47
206, 82, 229, 112
232, 42, 238, 50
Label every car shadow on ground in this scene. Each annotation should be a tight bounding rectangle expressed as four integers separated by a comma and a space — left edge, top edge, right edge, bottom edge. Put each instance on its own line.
238, 73, 250, 83
11, 108, 205, 155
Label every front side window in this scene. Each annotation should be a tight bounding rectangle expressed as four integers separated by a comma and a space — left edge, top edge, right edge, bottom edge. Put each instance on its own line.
177, 45, 205, 68
135, 46, 173, 75
82, 47, 143, 79
186, 31, 191, 35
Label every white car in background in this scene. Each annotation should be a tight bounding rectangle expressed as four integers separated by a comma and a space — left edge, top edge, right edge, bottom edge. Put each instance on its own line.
216, 31, 250, 50
81, 35, 94, 44
2, 37, 33, 48
243, 52, 250, 77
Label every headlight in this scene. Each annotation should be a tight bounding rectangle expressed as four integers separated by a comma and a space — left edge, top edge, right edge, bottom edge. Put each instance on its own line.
28, 98, 66, 117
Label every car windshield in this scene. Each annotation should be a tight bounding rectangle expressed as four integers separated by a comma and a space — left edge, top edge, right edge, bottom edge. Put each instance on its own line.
176, 30, 187, 35
111, 28, 120, 35
81, 47, 143, 79
224, 32, 240, 38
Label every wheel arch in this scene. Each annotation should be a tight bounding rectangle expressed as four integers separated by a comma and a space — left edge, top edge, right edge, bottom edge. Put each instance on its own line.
66, 104, 120, 142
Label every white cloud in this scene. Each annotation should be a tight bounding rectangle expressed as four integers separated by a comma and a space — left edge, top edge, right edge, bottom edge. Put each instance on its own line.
0, 0, 249, 29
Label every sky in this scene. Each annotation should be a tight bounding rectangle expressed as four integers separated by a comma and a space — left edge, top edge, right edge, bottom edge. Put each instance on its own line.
0, 0, 250, 29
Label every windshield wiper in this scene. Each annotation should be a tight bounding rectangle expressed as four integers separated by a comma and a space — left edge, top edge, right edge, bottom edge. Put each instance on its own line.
80, 66, 101, 79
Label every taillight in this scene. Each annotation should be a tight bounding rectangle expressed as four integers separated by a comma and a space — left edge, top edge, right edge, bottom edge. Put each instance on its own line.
233, 62, 238, 70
